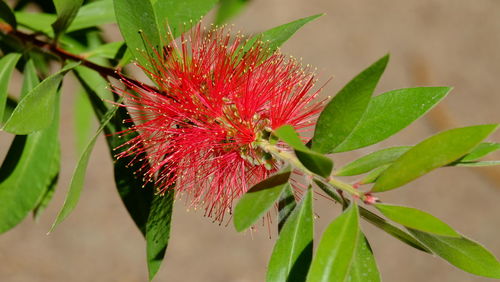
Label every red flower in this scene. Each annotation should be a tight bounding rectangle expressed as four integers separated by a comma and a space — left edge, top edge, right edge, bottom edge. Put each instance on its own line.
116, 24, 324, 221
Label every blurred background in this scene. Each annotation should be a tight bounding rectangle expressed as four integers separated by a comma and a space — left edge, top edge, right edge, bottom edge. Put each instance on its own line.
0, 0, 499, 281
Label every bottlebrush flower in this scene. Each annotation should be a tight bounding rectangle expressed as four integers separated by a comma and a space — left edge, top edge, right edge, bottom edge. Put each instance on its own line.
115, 24, 324, 222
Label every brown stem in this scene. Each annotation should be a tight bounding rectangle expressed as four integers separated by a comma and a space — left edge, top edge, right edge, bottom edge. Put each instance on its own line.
0, 22, 151, 89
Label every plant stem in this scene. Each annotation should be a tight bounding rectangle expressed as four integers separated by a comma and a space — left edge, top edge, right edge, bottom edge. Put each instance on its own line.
257, 139, 367, 202
0, 22, 149, 89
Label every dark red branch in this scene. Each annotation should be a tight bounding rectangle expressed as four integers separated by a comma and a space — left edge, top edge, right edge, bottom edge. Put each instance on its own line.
0, 22, 152, 89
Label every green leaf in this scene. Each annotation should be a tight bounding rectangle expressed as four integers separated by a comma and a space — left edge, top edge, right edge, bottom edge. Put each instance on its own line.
359, 165, 390, 184
74, 66, 153, 235
0, 0, 16, 29
0, 53, 21, 124
2, 96, 16, 124
52, 0, 84, 39
3, 62, 79, 134
452, 161, 500, 167
103, 109, 170, 280
74, 66, 113, 101
100, 94, 174, 279
117, 48, 134, 68
375, 204, 459, 237
16, 1, 115, 35
50, 99, 120, 232
409, 229, 500, 278
14, 12, 53, 33
114, 0, 161, 68
0, 94, 60, 234
73, 88, 94, 154
373, 124, 499, 192
334, 87, 451, 152
248, 14, 322, 54
73, 40, 166, 280
359, 206, 431, 253
152, 0, 218, 39
84, 41, 126, 59
314, 180, 430, 253
26, 59, 57, 221
347, 232, 381, 282
32, 172, 58, 221
307, 203, 360, 282
274, 125, 333, 177
267, 188, 313, 282
336, 146, 411, 176
20, 59, 39, 99
314, 179, 344, 204
215, 0, 248, 25
108, 116, 154, 235
66, 0, 115, 33
115, 0, 217, 68
234, 168, 291, 232
459, 142, 500, 162
277, 183, 296, 233
146, 191, 174, 281
312, 55, 389, 154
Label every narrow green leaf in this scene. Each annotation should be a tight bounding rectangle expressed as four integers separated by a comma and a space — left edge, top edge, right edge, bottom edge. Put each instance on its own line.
373, 124, 499, 192
114, 0, 161, 68
152, 0, 218, 39
248, 14, 322, 54
14, 12, 53, 33
146, 191, 174, 281
459, 142, 500, 162
100, 93, 174, 281
336, 146, 411, 176
106, 110, 173, 282
314, 179, 344, 204
117, 48, 134, 68
452, 161, 500, 167
215, 0, 248, 25
315, 180, 430, 253
108, 113, 154, 235
20, 59, 39, 99
334, 87, 451, 152
26, 60, 57, 221
50, 100, 120, 232
74, 66, 113, 102
3, 62, 79, 134
307, 203, 360, 282
312, 55, 389, 154
267, 188, 313, 282
33, 165, 58, 221
234, 168, 291, 232
75, 66, 153, 235
84, 41, 126, 60
277, 183, 296, 233
409, 229, 500, 278
375, 204, 459, 237
0, 0, 16, 28
2, 96, 16, 124
52, 0, 84, 38
29, 52, 50, 77
16, 1, 115, 35
0, 94, 60, 234
347, 232, 381, 282
66, 0, 115, 33
359, 206, 431, 253
274, 125, 333, 177
0, 53, 21, 123
359, 165, 390, 184
73, 88, 94, 154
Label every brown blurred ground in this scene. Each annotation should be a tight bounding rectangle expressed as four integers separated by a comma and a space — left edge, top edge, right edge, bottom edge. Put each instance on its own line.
1, 0, 500, 281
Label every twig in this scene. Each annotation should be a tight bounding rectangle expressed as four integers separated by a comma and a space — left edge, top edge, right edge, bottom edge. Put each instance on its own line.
0, 22, 153, 90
